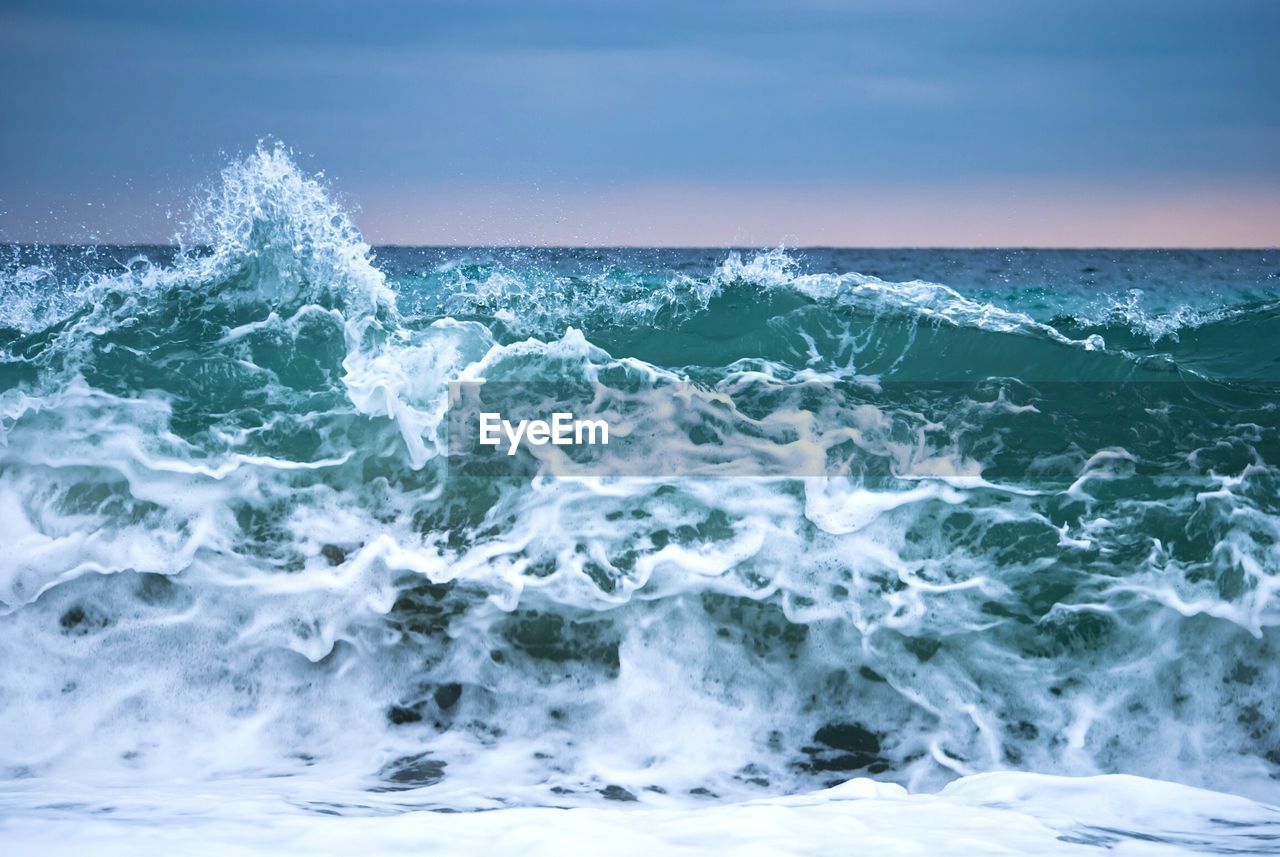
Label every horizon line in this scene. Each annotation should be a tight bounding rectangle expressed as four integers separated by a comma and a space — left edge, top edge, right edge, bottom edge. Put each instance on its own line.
2, 241, 1277, 252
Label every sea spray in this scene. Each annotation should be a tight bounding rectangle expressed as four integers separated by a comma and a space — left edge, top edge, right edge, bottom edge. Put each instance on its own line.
1, 151, 1278, 845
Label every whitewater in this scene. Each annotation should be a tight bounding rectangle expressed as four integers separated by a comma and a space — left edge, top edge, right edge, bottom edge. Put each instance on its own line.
1, 146, 1278, 854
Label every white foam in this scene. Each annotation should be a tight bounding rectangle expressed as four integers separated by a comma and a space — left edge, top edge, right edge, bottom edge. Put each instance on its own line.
1, 772, 1276, 856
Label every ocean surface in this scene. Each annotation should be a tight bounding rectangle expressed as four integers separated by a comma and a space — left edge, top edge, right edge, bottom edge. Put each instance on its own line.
1, 147, 1278, 854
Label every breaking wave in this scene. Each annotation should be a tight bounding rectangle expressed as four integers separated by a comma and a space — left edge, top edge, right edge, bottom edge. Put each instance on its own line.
1, 146, 1278, 852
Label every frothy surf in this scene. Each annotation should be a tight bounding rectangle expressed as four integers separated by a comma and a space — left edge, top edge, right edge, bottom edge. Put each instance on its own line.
1, 146, 1278, 853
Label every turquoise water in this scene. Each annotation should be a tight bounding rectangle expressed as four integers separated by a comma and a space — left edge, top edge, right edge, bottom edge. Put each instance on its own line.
1, 147, 1279, 853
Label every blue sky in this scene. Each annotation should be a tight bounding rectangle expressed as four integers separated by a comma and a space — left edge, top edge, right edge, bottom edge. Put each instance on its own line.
1, 0, 1277, 245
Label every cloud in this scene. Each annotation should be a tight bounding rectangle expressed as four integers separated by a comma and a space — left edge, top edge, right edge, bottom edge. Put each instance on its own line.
1, 0, 1277, 244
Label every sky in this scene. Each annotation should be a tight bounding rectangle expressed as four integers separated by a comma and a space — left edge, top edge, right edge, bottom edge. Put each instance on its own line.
1, 0, 1278, 247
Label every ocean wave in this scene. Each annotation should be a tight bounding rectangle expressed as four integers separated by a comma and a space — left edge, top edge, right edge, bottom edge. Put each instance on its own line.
1, 148, 1278, 835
